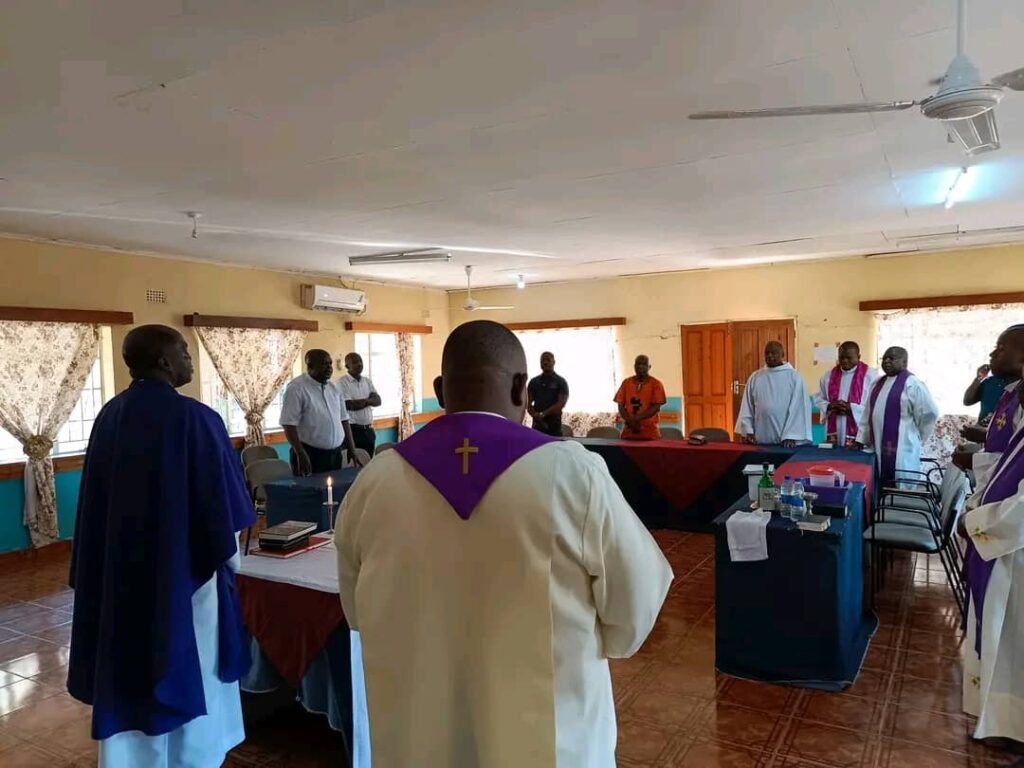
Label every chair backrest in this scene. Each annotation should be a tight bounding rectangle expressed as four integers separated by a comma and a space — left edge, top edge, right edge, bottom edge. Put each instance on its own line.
347, 448, 372, 466
659, 426, 684, 440
587, 426, 620, 439
375, 442, 395, 454
689, 427, 731, 443
245, 458, 293, 503
241, 445, 278, 468
560, 424, 574, 437
938, 464, 969, 541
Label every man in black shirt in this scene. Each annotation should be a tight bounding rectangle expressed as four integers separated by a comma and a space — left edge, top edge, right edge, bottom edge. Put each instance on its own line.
527, 351, 570, 437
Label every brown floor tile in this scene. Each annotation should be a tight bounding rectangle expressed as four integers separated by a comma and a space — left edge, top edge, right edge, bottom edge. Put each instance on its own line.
699, 702, 784, 751
3, 611, 72, 637
28, 665, 68, 692
880, 738, 977, 767
900, 650, 965, 686
907, 629, 967, 658
782, 720, 872, 765
0, 646, 71, 678
646, 659, 718, 699
0, 694, 92, 740
32, 625, 72, 646
616, 719, 677, 764
672, 740, 764, 767
717, 678, 797, 712
0, 627, 22, 643
0, 678, 62, 717
886, 704, 973, 754
800, 691, 882, 733
0, 741, 73, 767
894, 675, 964, 716
624, 687, 703, 731
26, 715, 95, 761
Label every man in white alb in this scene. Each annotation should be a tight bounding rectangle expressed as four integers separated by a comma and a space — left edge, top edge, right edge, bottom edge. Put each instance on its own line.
338, 352, 382, 455
960, 324, 1024, 749
735, 341, 812, 447
814, 341, 879, 448
336, 320, 672, 768
280, 349, 364, 475
855, 346, 940, 487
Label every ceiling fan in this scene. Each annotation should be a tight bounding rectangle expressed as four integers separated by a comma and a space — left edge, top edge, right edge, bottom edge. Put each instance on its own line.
463, 265, 515, 311
688, 0, 1024, 155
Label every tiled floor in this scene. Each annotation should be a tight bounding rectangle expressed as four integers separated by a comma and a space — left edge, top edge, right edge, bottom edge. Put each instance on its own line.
0, 533, 1018, 767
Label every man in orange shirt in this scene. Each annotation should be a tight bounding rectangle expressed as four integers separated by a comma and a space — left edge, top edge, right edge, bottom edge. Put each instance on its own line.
614, 355, 667, 440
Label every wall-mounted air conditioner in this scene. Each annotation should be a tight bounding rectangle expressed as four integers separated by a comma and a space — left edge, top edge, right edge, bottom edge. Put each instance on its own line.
301, 285, 367, 314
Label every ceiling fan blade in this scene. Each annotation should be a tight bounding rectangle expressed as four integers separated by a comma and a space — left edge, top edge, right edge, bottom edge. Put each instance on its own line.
992, 66, 1024, 91
476, 306, 516, 311
688, 101, 917, 119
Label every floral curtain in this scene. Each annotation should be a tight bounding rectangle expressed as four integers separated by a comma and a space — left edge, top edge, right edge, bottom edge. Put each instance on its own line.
0, 322, 99, 547
562, 411, 617, 437
396, 332, 417, 440
195, 327, 306, 446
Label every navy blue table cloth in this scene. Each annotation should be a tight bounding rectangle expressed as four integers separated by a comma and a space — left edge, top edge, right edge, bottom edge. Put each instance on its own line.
712, 481, 878, 690
263, 468, 359, 531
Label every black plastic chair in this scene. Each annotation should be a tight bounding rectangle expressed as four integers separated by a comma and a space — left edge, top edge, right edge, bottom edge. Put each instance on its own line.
688, 427, 731, 443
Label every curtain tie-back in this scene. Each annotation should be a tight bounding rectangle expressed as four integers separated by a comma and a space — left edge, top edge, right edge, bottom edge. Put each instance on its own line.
22, 435, 54, 462
244, 411, 265, 426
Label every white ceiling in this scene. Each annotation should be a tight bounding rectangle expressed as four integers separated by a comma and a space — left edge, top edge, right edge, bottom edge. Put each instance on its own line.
3, 0, 1024, 289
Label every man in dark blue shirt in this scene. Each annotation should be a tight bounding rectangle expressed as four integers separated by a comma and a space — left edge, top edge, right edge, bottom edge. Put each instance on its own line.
527, 352, 569, 437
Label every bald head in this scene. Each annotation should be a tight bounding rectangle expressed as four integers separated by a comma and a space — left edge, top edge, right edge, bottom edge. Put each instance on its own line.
881, 346, 908, 376
435, 320, 528, 420
123, 325, 193, 387
764, 341, 785, 368
304, 348, 333, 383
989, 325, 1024, 379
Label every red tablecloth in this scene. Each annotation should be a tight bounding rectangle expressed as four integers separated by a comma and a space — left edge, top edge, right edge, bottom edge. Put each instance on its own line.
237, 574, 346, 688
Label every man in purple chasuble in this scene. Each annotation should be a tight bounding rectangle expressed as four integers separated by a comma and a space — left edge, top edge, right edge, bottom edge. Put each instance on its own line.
335, 320, 672, 768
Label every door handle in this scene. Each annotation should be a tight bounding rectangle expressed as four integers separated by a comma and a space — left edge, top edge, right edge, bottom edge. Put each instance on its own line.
732, 380, 740, 395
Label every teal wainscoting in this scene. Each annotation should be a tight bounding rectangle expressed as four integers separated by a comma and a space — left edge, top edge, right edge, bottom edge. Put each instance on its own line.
0, 469, 82, 555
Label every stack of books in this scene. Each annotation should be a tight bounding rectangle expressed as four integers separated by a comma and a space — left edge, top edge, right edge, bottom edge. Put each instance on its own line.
257, 521, 317, 551
796, 514, 831, 532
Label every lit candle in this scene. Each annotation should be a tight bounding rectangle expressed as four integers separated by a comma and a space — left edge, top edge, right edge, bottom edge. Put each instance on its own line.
326, 475, 334, 507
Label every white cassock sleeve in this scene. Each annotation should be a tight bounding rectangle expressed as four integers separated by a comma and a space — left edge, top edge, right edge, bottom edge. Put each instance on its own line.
780, 371, 813, 443
849, 368, 880, 435
580, 453, 673, 658
734, 373, 757, 437
336, 491, 362, 630
908, 377, 941, 445
814, 370, 831, 414
965, 475, 1024, 561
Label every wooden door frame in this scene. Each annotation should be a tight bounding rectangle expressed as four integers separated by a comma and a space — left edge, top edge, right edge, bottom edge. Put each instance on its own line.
680, 322, 734, 436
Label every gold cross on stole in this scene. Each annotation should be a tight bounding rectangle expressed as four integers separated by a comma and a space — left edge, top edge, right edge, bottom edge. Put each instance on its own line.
455, 437, 479, 475
996, 413, 1008, 429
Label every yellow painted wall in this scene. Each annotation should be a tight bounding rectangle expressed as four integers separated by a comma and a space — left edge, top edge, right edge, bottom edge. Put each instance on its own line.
448, 245, 1024, 397
0, 238, 450, 400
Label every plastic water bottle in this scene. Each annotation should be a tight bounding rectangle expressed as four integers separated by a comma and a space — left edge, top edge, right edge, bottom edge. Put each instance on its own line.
779, 476, 793, 518
790, 479, 806, 522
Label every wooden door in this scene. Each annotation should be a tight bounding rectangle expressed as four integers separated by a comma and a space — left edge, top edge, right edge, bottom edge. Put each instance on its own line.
680, 323, 733, 434
730, 320, 796, 423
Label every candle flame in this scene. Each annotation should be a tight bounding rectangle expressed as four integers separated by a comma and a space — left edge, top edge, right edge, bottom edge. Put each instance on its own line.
326, 477, 333, 487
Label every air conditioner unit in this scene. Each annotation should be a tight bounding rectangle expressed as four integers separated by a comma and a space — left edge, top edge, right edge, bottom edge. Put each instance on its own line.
301, 285, 367, 314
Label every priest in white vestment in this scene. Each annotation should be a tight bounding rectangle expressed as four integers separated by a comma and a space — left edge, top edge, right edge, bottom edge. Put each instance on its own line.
855, 346, 940, 486
962, 406, 1024, 746
814, 341, 879, 448
735, 341, 812, 446
336, 320, 672, 768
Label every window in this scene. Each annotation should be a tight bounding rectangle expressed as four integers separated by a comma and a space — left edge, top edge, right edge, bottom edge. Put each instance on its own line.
0, 356, 106, 464
197, 343, 296, 437
514, 326, 620, 413
876, 303, 1024, 416
354, 333, 423, 418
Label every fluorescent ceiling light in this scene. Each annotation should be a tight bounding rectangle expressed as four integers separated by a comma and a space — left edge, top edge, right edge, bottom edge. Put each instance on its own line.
348, 250, 452, 266
943, 166, 974, 209
946, 110, 1000, 156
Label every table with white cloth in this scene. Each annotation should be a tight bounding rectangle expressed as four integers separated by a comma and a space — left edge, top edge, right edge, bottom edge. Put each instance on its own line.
237, 540, 370, 768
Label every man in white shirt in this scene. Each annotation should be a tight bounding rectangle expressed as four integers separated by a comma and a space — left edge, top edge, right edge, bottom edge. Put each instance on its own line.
735, 341, 812, 447
814, 341, 880, 448
336, 320, 672, 767
338, 352, 382, 455
280, 349, 364, 475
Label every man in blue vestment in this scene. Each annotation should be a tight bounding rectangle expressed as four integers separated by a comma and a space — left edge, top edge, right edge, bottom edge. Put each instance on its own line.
68, 325, 255, 767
